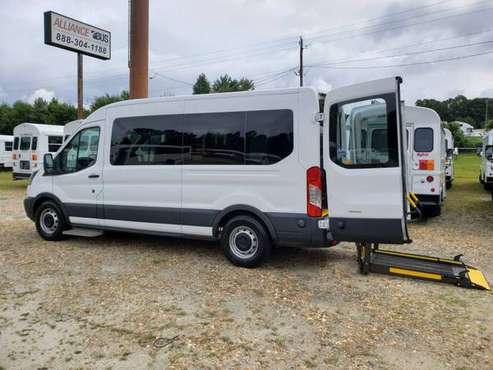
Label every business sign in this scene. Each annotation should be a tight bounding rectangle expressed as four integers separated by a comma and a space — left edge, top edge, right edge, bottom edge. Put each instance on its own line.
44, 11, 111, 60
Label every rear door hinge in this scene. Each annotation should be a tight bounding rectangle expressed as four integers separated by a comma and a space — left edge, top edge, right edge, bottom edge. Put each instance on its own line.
314, 113, 327, 123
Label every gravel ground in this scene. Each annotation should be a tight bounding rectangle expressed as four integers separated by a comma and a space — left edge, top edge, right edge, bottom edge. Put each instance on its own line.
0, 186, 492, 369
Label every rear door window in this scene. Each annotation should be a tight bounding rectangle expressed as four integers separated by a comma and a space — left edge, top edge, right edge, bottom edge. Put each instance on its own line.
32, 137, 38, 150
13, 137, 19, 150
414, 128, 433, 152
20, 137, 31, 150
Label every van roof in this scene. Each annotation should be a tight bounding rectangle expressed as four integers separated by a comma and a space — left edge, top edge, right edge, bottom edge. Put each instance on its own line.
85, 87, 319, 121
13, 123, 65, 135
404, 106, 441, 127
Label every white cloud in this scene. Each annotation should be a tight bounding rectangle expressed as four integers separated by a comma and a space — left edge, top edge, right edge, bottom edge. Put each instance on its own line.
26, 88, 56, 104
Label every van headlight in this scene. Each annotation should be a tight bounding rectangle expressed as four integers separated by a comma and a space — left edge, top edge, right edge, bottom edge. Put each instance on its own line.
28, 170, 39, 186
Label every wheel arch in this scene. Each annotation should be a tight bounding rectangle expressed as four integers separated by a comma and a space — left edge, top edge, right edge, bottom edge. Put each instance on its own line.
32, 193, 70, 226
212, 205, 278, 242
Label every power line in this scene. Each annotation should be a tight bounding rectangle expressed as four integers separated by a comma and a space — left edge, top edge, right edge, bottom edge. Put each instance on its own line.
308, 49, 493, 69
308, 39, 493, 67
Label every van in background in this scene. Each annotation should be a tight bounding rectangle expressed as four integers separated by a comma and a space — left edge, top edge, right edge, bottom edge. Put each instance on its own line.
480, 129, 493, 191
405, 106, 445, 217
0, 135, 14, 169
443, 128, 454, 189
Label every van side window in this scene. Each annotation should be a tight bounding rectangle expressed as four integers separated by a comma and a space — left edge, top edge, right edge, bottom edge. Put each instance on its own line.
183, 112, 245, 165
20, 137, 31, 150
110, 110, 294, 166
32, 137, 38, 151
13, 137, 19, 150
414, 128, 433, 152
5, 141, 13, 151
245, 110, 293, 164
59, 127, 100, 173
111, 115, 183, 165
329, 96, 399, 168
48, 136, 63, 152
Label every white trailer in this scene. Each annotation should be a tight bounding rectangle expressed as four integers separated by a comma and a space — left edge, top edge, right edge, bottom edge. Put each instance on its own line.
0, 135, 14, 169
479, 129, 493, 191
404, 106, 446, 217
443, 128, 454, 189
12, 123, 64, 180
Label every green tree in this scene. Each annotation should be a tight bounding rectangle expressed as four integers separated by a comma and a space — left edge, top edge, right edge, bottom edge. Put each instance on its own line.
211, 74, 255, 93
445, 121, 465, 148
90, 90, 129, 111
193, 73, 211, 94
485, 119, 493, 130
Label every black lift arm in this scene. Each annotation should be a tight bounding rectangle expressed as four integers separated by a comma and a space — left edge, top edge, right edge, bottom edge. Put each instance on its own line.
356, 243, 490, 290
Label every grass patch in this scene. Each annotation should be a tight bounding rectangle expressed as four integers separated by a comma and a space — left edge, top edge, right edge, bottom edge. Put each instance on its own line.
444, 154, 493, 214
0, 170, 27, 191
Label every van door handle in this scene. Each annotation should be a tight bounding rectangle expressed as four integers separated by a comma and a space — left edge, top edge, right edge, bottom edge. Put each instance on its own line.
88, 174, 100, 179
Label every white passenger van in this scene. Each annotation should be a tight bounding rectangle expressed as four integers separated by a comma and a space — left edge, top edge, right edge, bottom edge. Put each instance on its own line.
24, 77, 411, 267
404, 106, 445, 217
12, 123, 64, 180
443, 128, 454, 189
0, 135, 14, 169
480, 129, 493, 191
63, 119, 84, 142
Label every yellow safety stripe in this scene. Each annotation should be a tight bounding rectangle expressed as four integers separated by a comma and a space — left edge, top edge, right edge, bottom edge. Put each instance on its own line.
389, 267, 442, 281
322, 209, 328, 217
409, 192, 419, 203
467, 269, 491, 290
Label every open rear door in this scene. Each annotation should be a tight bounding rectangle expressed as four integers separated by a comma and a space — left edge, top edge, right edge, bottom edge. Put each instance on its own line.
323, 77, 409, 244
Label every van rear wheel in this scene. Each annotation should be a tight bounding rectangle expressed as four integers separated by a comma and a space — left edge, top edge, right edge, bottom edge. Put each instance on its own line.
221, 216, 272, 268
35, 201, 66, 241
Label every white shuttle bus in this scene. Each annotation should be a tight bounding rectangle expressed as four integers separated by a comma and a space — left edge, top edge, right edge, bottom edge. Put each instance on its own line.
12, 123, 64, 180
0, 135, 14, 169
24, 77, 412, 267
63, 119, 84, 142
405, 106, 445, 217
443, 128, 454, 189
480, 129, 493, 191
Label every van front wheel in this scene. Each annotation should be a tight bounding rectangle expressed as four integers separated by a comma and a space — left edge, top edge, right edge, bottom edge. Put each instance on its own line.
35, 201, 66, 241
221, 216, 272, 268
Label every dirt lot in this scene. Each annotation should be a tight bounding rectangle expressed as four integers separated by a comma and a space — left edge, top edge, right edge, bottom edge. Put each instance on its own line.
1, 158, 493, 369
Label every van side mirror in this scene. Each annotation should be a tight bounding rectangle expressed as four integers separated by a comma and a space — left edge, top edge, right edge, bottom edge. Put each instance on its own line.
43, 153, 55, 174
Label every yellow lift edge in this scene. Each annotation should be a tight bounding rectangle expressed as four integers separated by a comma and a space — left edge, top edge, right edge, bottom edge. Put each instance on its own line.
356, 243, 490, 291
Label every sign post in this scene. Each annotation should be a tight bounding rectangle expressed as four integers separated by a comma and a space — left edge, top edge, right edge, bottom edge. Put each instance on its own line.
44, 11, 111, 118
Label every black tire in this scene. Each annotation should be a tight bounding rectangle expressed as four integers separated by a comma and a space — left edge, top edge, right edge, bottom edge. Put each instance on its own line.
485, 182, 493, 191
221, 215, 272, 268
479, 174, 485, 184
35, 201, 66, 241
446, 180, 452, 190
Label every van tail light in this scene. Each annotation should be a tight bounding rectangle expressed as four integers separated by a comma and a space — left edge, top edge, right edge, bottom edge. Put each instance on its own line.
32, 154, 38, 161
426, 176, 434, 183
12, 153, 16, 160
419, 159, 435, 170
307, 166, 323, 217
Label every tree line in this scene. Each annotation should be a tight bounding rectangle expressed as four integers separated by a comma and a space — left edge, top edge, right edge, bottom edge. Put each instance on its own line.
416, 95, 493, 129
0, 73, 254, 135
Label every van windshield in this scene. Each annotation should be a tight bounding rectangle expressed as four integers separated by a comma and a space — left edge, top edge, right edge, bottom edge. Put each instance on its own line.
414, 128, 433, 152
20, 137, 31, 150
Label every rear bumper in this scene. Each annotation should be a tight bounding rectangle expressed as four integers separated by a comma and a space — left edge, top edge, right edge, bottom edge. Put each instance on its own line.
13, 172, 31, 180
267, 213, 331, 248
415, 194, 441, 206
24, 197, 35, 220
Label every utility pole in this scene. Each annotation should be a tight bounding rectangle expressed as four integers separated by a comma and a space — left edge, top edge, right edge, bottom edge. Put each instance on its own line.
77, 53, 83, 119
299, 36, 304, 87
129, 0, 149, 99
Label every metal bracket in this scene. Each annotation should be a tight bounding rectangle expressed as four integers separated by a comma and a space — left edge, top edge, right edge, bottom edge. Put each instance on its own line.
314, 113, 326, 122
